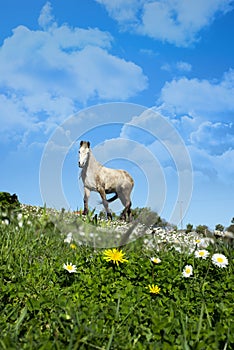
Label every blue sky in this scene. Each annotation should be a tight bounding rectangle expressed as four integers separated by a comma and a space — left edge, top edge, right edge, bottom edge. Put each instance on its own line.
1, 0, 234, 229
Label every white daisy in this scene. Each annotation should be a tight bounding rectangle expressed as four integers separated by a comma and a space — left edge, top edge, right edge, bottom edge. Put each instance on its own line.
2, 218, 10, 225
197, 238, 214, 248
63, 262, 77, 273
211, 253, 228, 268
194, 249, 209, 259
182, 265, 193, 278
17, 213, 23, 221
64, 232, 73, 243
174, 246, 182, 253
150, 257, 161, 264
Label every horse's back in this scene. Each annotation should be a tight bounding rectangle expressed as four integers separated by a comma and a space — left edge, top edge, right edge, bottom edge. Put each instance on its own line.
100, 167, 134, 190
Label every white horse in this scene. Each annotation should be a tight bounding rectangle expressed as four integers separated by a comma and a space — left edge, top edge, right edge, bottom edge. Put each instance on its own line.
78, 141, 134, 220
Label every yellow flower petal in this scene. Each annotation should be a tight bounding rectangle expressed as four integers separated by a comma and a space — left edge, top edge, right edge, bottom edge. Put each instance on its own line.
148, 284, 161, 294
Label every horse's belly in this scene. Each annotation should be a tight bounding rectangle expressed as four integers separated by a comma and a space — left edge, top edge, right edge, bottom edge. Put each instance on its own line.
105, 188, 116, 194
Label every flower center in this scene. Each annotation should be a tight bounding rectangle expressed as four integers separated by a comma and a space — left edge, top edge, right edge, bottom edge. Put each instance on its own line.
113, 252, 120, 260
217, 257, 224, 263
67, 265, 73, 270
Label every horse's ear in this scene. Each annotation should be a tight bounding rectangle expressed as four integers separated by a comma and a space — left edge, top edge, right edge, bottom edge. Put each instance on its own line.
87, 141, 90, 148
80, 141, 83, 147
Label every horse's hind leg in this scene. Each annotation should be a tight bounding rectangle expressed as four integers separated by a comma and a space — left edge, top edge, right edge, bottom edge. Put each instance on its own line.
118, 189, 132, 222
127, 201, 132, 222
120, 201, 132, 221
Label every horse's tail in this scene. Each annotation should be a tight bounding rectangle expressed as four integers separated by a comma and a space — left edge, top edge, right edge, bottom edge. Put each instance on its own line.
107, 194, 118, 203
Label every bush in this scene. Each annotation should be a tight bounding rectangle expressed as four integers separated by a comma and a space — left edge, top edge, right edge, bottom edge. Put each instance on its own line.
226, 224, 234, 234
0, 192, 20, 211
195, 224, 210, 235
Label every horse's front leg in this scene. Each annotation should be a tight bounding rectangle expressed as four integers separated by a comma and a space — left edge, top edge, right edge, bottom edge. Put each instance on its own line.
83, 187, 90, 215
99, 188, 112, 220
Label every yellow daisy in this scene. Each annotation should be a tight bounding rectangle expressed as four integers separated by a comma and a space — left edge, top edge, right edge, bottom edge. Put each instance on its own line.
103, 248, 128, 265
148, 284, 161, 294
70, 243, 77, 250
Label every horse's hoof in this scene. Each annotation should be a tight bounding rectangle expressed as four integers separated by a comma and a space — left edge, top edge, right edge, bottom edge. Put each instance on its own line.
120, 213, 126, 221
93, 214, 98, 225
107, 213, 112, 220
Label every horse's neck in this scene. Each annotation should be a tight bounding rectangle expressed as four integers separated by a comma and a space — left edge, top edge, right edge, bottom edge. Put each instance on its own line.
82, 150, 101, 179
88, 151, 101, 170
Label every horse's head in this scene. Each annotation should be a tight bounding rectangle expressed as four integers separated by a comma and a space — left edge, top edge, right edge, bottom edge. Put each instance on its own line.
79, 141, 90, 168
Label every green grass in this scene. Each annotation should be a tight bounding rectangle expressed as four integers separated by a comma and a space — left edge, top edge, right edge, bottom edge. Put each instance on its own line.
0, 207, 233, 349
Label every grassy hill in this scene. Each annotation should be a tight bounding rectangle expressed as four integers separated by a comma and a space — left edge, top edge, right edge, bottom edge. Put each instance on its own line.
0, 202, 233, 349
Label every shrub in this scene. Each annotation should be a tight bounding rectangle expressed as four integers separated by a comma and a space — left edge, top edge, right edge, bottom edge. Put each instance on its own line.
0, 192, 20, 211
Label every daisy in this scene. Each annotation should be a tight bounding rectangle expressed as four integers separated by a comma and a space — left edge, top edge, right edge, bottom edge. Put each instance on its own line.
211, 253, 228, 268
150, 257, 161, 264
197, 238, 214, 248
64, 232, 73, 243
63, 262, 77, 273
182, 265, 193, 278
103, 248, 128, 266
174, 246, 182, 253
194, 249, 209, 259
148, 284, 161, 294
2, 218, 10, 225
17, 213, 23, 221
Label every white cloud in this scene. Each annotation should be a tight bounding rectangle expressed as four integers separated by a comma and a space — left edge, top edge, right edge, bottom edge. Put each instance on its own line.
176, 61, 192, 72
96, 0, 143, 23
22, 93, 75, 120
161, 61, 192, 73
38, 1, 55, 30
95, 0, 233, 47
158, 69, 234, 118
139, 48, 158, 56
70, 46, 147, 101
0, 2, 147, 144
0, 24, 145, 100
190, 121, 234, 155
214, 149, 234, 183
156, 70, 234, 185
140, 0, 233, 46
188, 145, 234, 184
0, 94, 29, 130
160, 63, 171, 72
121, 109, 193, 171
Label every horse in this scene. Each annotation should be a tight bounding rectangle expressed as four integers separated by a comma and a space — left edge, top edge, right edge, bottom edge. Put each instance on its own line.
78, 141, 134, 221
